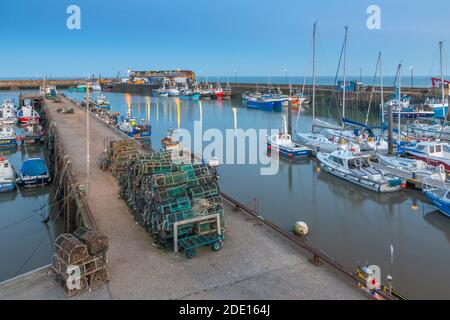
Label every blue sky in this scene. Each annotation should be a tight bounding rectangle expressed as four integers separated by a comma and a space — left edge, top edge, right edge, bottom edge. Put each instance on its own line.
0, 0, 449, 77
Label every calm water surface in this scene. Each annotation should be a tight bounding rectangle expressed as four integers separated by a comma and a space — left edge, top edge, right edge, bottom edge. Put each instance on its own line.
47, 90, 450, 298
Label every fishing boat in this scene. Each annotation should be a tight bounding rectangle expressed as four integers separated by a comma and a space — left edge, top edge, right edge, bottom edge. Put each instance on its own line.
223, 82, 232, 100
179, 88, 201, 100
317, 149, 403, 193
0, 100, 17, 125
266, 132, 311, 158
117, 116, 151, 139
401, 141, 450, 171
95, 94, 111, 109
90, 82, 102, 91
40, 85, 57, 98
0, 157, 15, 193
0, 126, 17, 149
17, 105, 40, 124
168, 87, 180, 97
161, 129, 181, 151
16, 158, 51, 187
76, 84, 87, 92
212, 83, 224, 99
377, 154, 446, 181
246, 95, 283, 111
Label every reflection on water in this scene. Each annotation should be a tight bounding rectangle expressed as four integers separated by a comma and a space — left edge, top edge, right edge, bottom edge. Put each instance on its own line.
63, 90, 450, 299
0, 92, 63, 282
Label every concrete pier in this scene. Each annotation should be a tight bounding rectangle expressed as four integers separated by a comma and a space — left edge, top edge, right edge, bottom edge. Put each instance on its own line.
0, 94, 367, 300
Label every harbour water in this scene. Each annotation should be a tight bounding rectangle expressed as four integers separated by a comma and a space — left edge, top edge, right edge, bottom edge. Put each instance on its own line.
0, 91, 63, 283
60, 90, 450, 299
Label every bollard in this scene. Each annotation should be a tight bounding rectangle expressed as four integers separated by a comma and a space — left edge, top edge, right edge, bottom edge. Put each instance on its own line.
309, 253, 323, 266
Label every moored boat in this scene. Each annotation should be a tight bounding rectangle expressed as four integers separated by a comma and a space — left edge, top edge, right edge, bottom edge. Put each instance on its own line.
0, 126, 17, 149
401, 141, 450, 171
317, 149, 402, 193
17, 105, 40, 124
423, 178, 450, 218
0, 100, 17, 125
117, 116, 151, 139
266, 133, 311, 158
95, 94, 111, 109
0, 156, 15, 193
16, 157, 51, 188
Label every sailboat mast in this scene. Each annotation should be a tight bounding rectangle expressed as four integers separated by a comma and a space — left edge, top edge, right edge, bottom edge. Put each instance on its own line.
312, 22, 317, 131
380, 52, 384, 124
398, 64, 402, 143
342, 26, 348, 123
440, 41, 445, 118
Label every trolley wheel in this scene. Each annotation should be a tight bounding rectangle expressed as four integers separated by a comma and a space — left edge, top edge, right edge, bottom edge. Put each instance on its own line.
186, 249, 196, 259
211, 241, 222, 252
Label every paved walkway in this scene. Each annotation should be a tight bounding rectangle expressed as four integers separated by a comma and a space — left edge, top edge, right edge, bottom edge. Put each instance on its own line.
0, 96, 366, 300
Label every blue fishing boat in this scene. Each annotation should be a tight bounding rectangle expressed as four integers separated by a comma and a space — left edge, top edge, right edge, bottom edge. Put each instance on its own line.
16, 158, 51, 188
266, 133, 311, 158
117, 116, 151, 139
0, 157, 15, 192
246, 95, 283, 111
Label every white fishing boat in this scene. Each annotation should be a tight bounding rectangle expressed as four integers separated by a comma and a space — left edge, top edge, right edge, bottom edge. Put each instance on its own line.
377, 154, 446, 181
161, 129, 181, 151
0, 100, 17, 125
90, 82, 102, 91
297, 132, 360, 154
401, 141, 450, 172
0, 156, 15, 193
168, 87, 180, 97
95, 94, 111, 108
0, 126, 17, 148
317, 149, 403, 193
17, 105, 40, 124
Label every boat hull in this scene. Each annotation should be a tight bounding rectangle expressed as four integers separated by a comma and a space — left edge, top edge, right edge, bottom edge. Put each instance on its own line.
247, 100, 282, 111
16, 175, 51, 188
0, 138, 17, 149
267, 141, 311, 158
0, 182, 15, 193
18, 116, 40, 124
424, 191, 450, 218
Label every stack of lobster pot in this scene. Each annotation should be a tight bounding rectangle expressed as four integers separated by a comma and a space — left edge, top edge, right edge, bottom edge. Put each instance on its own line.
115, 149, 224, 249
52, 227, 109, 297
107, 140, 138, 176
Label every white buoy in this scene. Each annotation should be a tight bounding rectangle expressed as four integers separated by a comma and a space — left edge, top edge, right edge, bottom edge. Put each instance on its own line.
294, 221, 308, 236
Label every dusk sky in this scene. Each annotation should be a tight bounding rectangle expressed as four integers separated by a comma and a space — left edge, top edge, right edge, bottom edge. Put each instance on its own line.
1, 0, 449, 77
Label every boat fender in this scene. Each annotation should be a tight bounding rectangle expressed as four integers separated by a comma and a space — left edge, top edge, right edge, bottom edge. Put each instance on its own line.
388, 178, 402, 187
294, 221, 308, 236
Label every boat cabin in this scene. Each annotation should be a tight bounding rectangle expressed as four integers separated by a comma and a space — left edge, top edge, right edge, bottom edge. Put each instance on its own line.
414, 142, 450, 156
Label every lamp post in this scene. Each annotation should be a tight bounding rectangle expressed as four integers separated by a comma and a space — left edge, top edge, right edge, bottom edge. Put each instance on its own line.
284, 68, 288, 85
234, 70, 237, 84
410, 66, 414, 88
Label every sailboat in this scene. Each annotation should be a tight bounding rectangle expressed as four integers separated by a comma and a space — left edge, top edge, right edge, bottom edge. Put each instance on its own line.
297, 24, 360, 154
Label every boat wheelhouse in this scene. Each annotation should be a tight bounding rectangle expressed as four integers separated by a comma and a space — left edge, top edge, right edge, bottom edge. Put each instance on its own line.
401, 141, 450, 171
17, 105, 40, 124
117, 116, 151, 139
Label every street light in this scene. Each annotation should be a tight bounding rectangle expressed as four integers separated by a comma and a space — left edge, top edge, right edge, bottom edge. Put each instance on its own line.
234, 70, 237, 84
410, 66, 414, 88
284, 68, 288, 85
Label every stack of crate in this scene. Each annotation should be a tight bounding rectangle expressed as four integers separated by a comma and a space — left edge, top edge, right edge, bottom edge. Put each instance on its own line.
107, 140, 138, 176
52, 227, 109, 297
